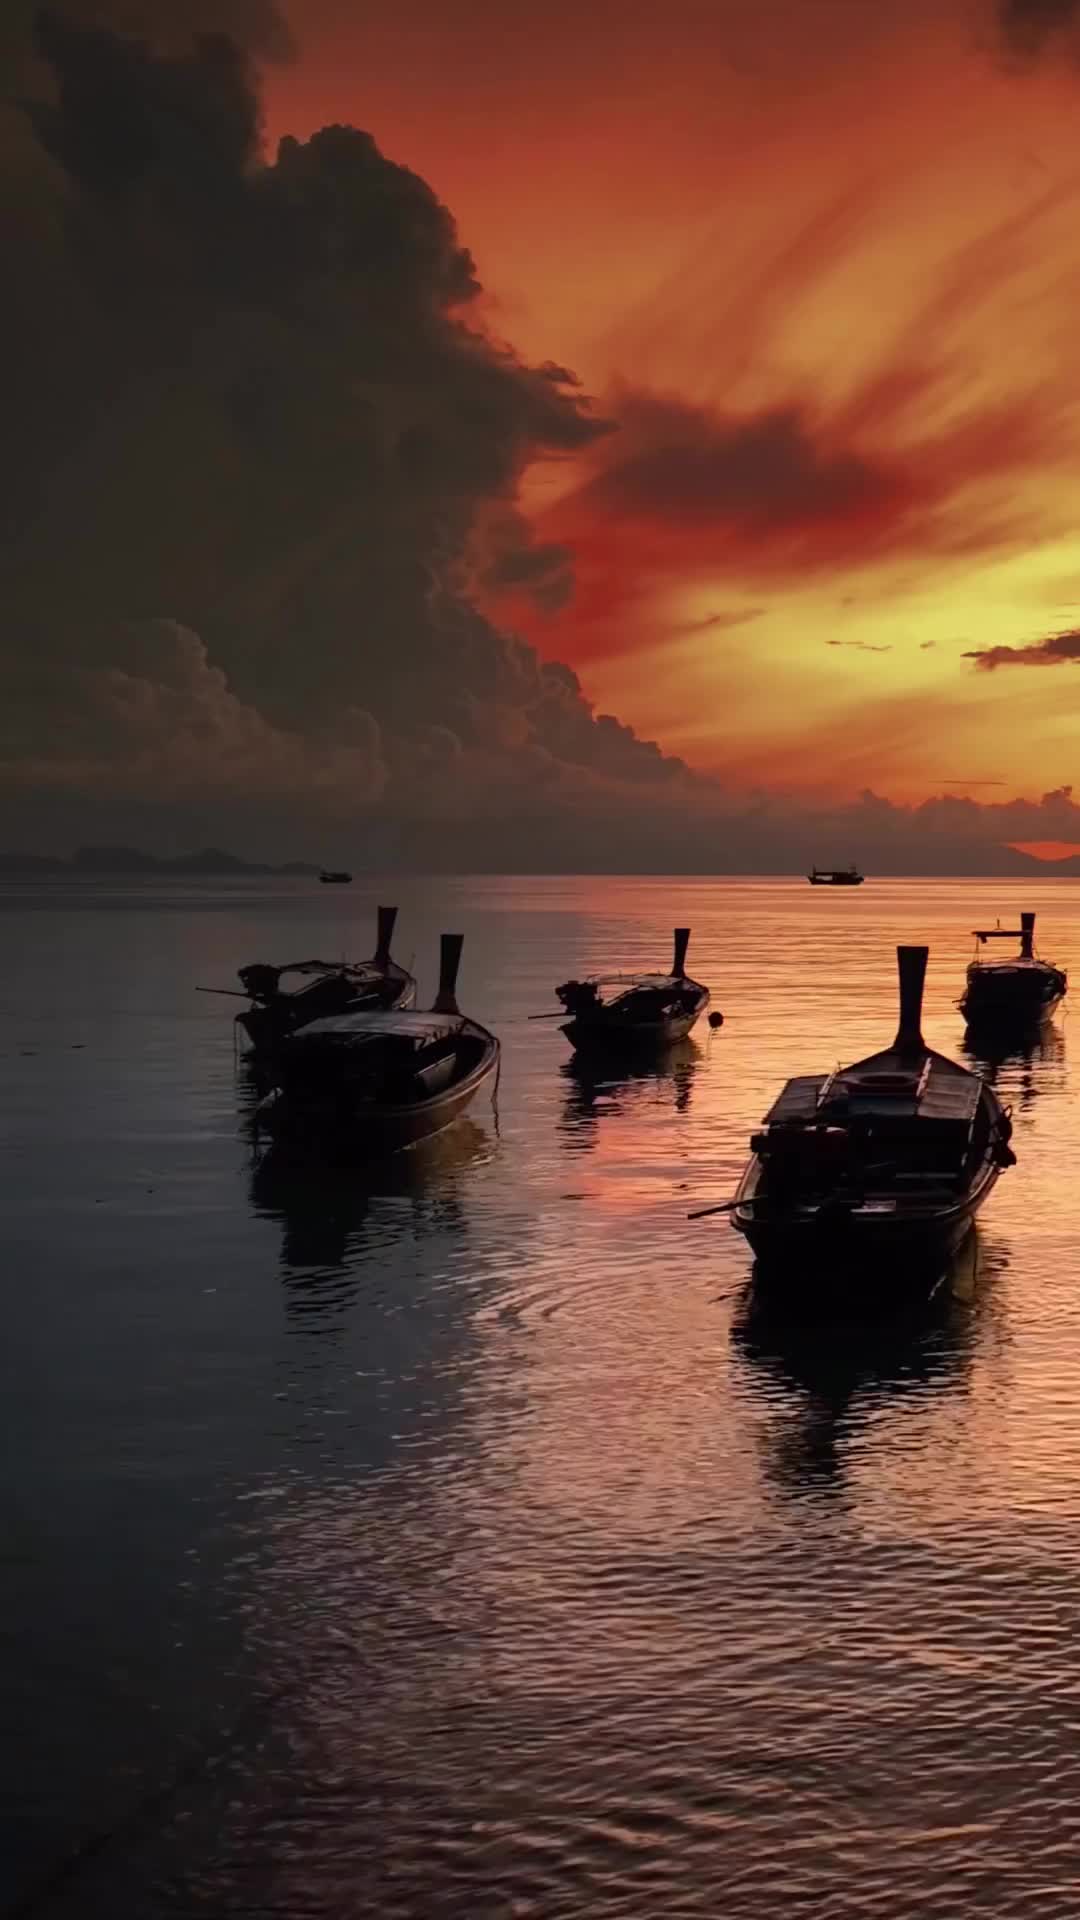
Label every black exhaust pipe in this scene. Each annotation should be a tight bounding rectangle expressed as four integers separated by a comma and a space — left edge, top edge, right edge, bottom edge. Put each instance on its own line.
673, 928, 690, 978
1020, 912, 1035, 961
433, 933, 464, 1014
374, 904, 397, 967
894, 945, 928, 1056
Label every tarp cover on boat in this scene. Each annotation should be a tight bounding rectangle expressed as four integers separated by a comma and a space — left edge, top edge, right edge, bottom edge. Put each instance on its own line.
295, 1011, 464, 1043
764, 1058, 980, 1129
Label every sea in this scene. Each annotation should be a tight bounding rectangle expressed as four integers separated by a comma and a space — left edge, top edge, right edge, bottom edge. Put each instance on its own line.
3, 873, 1080, 1918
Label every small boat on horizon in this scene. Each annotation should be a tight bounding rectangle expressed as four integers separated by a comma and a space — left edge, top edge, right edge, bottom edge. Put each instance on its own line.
808, 865, 864, 886
201, 907, 415, 1058
554, 929, 715, 1053
694, 945, 1014, 1279
319, 869, 352, 884
255, 933, 499, 1153
959, 912, 1067, 1032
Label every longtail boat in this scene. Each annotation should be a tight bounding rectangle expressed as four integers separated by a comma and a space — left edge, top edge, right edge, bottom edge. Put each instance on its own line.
959, 912, 1066, 1031
696, 947, 1014, 1276
808, 865, 864, 885
255, 934, 499, 1153
554, 929, 713, 1053
202, 906, 415, 1058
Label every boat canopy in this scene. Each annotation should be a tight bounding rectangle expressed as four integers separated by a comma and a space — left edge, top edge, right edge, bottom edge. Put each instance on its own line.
574, 971, 689, 990
295, 1010, 465, 1043
764, 1056, 980, 1129
277, 959, 380, 980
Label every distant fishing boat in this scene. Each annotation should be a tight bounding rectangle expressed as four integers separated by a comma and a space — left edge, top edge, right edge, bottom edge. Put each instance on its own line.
319, 869, 352, 884
808, 865, 864, 886
199, 906, 415, 1057
255, 934, 499, 1152
554, 929, 715, 1053
693, 946, 1014, 1275
959, 912, 1067, 1031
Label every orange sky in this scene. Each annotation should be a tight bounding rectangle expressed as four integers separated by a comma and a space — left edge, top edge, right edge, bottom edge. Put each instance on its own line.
263, 0, 1080, 805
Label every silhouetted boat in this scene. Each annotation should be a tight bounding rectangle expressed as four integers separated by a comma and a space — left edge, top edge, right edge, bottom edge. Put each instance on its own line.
959, 912, 1066, 1031
255, 934, 499, 1152
205, 906, 415, 1057
713, 946, 1014, 1274
808, 865, 864, 885
554, 929, 712, 1053
319, 869, 352, 884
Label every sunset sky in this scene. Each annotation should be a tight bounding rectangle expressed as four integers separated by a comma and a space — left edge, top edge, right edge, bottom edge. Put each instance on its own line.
5, 0, 1080, 868
264, 0, 1080, 803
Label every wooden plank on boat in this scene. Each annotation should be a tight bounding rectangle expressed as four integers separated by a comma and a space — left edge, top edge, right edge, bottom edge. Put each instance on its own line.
919, 1067, 981, 1123
763, 1075, 830, 1123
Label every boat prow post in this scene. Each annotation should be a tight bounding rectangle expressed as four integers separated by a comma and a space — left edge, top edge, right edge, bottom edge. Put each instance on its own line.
433, 933, 465, 1014
1020, 912, 1035, 961
374, 904, 398, 967
893, 944, 928, 1058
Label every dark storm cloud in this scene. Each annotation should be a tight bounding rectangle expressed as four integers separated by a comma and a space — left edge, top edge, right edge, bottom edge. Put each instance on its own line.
2, 7, 704, 857
474, 508, 578, 610
9, 0, 295, 59
996, 0, 1080, 54
963, 628, 1080, 667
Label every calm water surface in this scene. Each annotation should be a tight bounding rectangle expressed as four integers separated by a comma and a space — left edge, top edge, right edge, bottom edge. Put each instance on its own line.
3, 875, 1080, 1917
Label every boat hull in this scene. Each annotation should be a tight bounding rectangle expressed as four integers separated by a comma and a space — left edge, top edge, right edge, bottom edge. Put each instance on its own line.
731, 1155, 1000, 1281
961, 970, 1066, 1032
256, 1037, 499, 1154
562, 991, 709, 1054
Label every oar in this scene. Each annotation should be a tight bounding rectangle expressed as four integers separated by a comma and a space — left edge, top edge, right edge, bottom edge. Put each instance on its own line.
196, 986, 250, 998
688, 1199, 738, 1219
526, 1011, 566, 1020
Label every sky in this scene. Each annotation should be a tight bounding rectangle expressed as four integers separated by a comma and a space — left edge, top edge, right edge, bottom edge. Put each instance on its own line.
4, 0, 1080, 868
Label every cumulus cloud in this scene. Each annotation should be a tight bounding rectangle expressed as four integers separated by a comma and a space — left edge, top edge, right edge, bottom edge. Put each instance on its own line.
964, 627, 1080, 667
0, 621, 386, 808
1, 6, 705, 856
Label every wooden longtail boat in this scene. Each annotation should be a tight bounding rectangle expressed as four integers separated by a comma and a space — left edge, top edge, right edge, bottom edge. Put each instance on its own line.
555, 929, 713, 1053
808, 865, 864, 885
959, 912, 1066, 1031
720, 946, 1014, 1274
229, 906, 415, 1057
255, 933, 499, 1153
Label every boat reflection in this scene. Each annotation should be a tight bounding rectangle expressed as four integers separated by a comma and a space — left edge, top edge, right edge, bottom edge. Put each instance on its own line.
961, 1021, 1065, 1116
250, 1119, 493, 1274
559, 1038, 700, 1151
730, 1229, 1000, 1498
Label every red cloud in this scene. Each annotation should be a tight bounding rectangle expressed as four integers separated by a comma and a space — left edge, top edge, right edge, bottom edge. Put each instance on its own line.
579, 389, 904, 532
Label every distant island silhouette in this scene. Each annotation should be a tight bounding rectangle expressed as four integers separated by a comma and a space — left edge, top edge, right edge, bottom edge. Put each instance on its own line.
0, 844, 1077, 878
0, 846, 321, 876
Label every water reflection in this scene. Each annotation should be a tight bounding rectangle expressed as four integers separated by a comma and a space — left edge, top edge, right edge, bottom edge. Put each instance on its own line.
558, 1039, 700, 1150
962, 1021, 1066, 1115
250, 1120, 493, 1274
730, 1231, 991, 1498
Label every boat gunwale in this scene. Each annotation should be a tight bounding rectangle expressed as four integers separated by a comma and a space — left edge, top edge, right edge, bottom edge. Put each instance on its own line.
731, 1073, 1005, 1241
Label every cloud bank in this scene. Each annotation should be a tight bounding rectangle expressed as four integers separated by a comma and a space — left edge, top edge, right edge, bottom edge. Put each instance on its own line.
1, 2, 1075, 872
